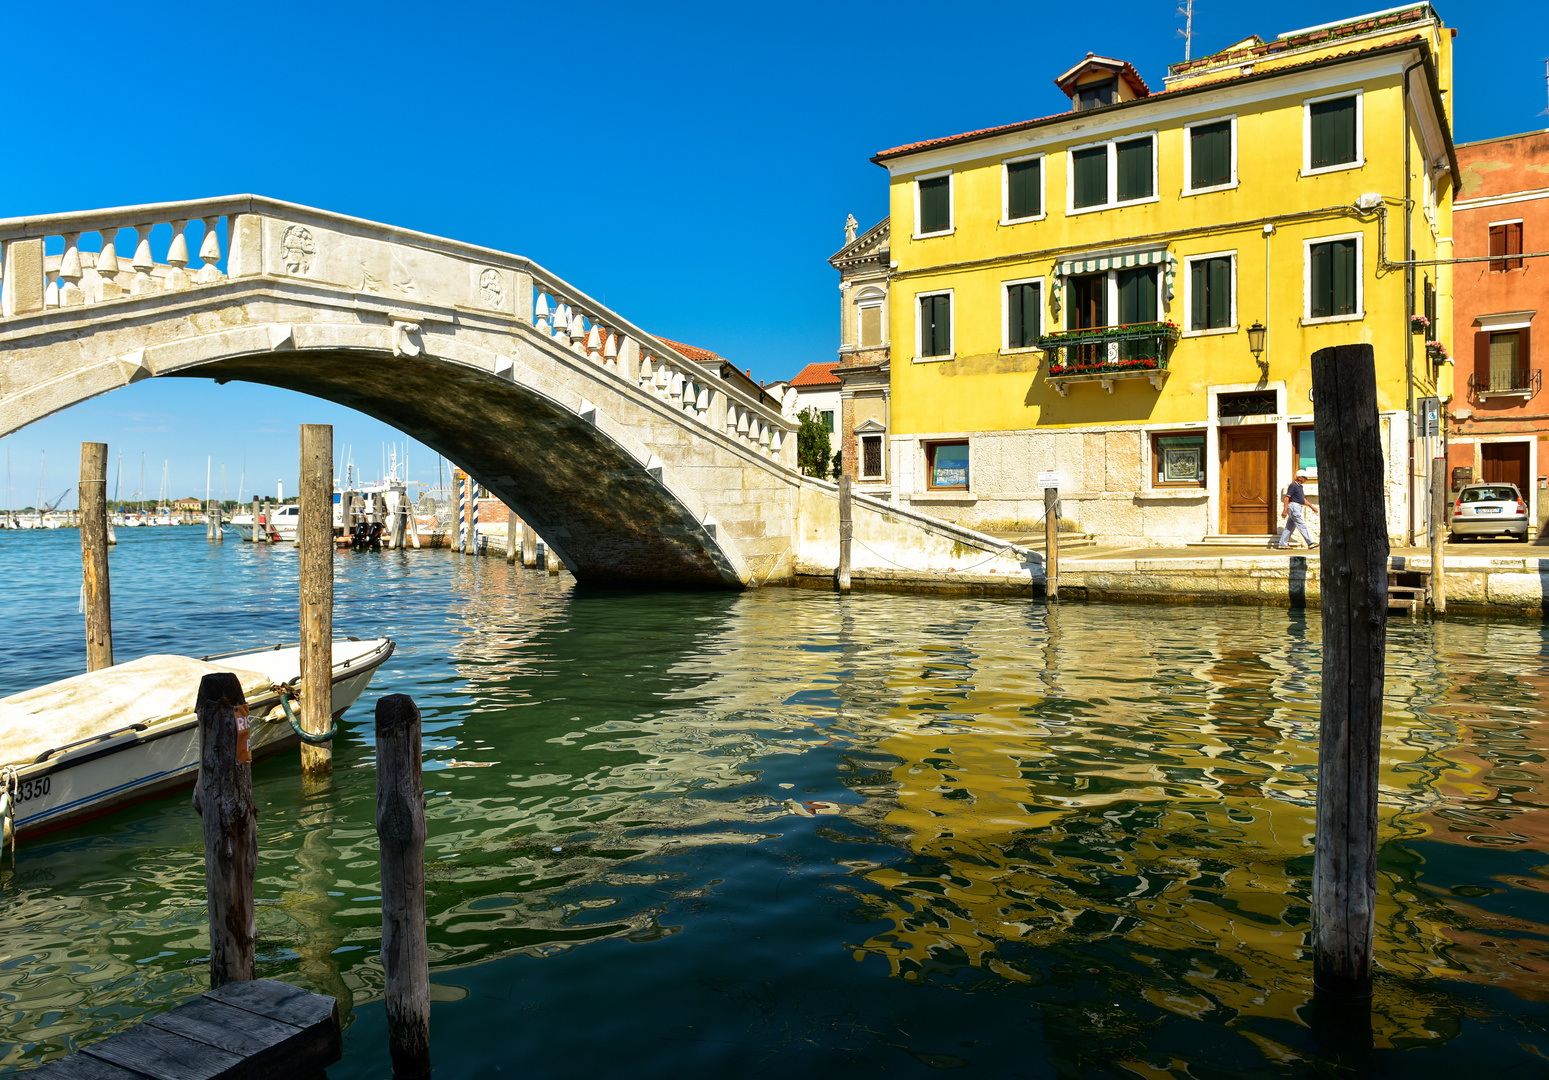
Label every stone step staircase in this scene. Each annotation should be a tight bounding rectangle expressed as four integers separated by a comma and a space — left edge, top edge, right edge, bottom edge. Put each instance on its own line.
992, 532, 1099, 552
1188, 534, 1285, 547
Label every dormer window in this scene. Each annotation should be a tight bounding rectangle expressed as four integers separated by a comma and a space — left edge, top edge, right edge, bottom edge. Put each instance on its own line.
1076, 78, 1118, 111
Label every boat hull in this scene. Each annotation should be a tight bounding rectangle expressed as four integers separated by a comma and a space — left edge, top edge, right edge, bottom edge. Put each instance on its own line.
8, 639, 393, 838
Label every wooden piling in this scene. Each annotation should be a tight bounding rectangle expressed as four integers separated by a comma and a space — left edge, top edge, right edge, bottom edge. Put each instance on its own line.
375, 694, 430, 1079
837, 474, 852, 594
505, 517, 518, 564
522, 524, 537, 568
79, 442, 113, 671
213, 501, 223, 543
193, 672, 256, 988
1430, 460, 1446, 614
1044, 487, 1059, 603
299, 425, 335, 776
546, 542, 560, 575
253, 496, 264, 543
1310, 342, 1388, 999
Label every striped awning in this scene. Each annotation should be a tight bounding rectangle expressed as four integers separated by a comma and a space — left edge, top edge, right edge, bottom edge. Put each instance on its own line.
1057, 249, 1171, 276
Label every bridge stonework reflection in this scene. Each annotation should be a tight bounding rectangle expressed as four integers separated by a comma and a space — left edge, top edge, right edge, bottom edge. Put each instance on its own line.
0, 197, 1031, 587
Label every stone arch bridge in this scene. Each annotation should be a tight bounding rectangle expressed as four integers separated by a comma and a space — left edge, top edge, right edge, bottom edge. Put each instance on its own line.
0, 196, 1035, 589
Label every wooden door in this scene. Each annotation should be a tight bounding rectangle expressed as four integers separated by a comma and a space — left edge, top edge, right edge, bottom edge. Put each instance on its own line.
1481, 442, 1530, 493
1221, 427, 1274, 534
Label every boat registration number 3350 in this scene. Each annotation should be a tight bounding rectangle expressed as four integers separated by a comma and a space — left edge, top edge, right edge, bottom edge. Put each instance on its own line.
16, 775, 52, 802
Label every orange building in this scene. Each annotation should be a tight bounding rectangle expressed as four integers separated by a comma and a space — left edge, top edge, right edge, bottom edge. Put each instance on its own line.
1450, 129, 1549, 534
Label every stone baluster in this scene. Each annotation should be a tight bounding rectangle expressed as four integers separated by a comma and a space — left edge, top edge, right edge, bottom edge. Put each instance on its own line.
554, 303, 572, 343
130, 224, 158, 294
638, 353, 654, 388
695, 385, 711, 417
97, 227, 123, 300
736, 408, 751, 442
585, 325, 603, 364
603, 332, 619, 371
59, 233, 84, 307
680, 377, 696, 412
725, 402, 740, 436
654, 364, 672, 401
197, 217, 224, 282
44, 264, 60, 307
165, 220, 191, 290
534, 293, 552, 334
569, 312, 587, 355
769, 428, 784, 455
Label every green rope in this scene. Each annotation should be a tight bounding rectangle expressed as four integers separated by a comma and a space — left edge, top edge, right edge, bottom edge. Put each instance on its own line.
277, 689, 337, 745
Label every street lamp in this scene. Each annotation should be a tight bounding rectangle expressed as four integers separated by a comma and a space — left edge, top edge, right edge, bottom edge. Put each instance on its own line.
1247, 321, 1267, 359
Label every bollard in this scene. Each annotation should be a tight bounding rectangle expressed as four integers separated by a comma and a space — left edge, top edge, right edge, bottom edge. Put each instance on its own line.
837, 474, 852, 594
79, 443, 113, 671
522, 524, 537, 568
299, 425, 335, 776
193, 672, 257, 988
376, 694, 430, 1079
1310, 343, 1388, 1000
1044, 487, 1059, 602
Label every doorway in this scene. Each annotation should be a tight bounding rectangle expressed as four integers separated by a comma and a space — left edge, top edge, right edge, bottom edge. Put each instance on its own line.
1220, 425, 1275, 534
1481, 441, 1530, 494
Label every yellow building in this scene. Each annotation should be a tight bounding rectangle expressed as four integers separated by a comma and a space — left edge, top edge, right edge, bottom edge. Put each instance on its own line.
873, 5, 1455, 545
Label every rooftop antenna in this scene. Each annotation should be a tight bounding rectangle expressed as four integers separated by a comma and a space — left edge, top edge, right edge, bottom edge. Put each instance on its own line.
1177, 0, 1195, 62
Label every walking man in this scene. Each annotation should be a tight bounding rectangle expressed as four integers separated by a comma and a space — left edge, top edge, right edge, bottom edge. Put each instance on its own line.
1275, 471, 1315, 549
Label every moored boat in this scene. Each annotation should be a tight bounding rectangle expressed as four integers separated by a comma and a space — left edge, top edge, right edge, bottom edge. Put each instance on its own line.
1, 637, 393, 840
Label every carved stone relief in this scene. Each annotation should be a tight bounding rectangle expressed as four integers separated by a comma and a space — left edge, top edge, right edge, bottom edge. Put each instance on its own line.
280, 226, 316, 274
479, 268, 503, 309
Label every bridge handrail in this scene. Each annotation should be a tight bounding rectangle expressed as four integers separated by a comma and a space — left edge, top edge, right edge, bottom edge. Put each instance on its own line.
0, 195, 794, 446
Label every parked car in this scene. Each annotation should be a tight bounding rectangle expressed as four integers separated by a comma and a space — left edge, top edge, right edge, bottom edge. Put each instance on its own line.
1450, 483, 1529, 541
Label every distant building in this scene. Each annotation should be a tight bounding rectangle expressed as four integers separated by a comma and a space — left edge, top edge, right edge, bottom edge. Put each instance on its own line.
1449, 129, 1548, 535
656, 337, 783, 412
829, 215, 892, 491
786, 361, 842, 434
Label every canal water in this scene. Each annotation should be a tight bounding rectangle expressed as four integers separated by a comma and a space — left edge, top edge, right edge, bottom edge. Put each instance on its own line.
2, 527, 1547, 1078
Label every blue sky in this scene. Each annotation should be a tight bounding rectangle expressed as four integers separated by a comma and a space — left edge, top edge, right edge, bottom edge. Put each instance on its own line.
2, 0, 1544, 506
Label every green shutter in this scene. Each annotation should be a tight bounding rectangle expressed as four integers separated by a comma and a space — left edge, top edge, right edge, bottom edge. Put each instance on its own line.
1008, 159, 1041, 219
1208, 257, 1231, 328
921, 294, 951, 356
1333, 239, 1356, 315
1190, 261, 1206, 331
1190, 121, 1231, 189
1118, 267, 1157, 324
1117, 137, 1153, 201
1028, 283, 1041, 342
1073, 147, 1107, 208
1007, 285, 1024, 348
919, 176, 950, 233
1311, 242, 1331, 318
1310, 97, 1356, 168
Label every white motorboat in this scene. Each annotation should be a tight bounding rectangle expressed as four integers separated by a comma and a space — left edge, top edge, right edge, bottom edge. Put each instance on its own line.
227, 503, 300, 542
0, 637, 394, 841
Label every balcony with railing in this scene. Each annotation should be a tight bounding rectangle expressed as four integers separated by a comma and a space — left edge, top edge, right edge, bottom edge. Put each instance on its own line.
1037, 322, 1180, 395
1468, 367, 1540, 400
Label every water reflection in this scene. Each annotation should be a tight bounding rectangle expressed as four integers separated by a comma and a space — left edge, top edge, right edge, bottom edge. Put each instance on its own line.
2, 529, 1549, 1075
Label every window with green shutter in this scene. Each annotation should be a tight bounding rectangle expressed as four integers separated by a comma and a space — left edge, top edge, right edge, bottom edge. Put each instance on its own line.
1072, 146, 1108, 209
1006, 158, 1041, 220
920, 293, 951, 356
1006, 282, 1041, 348
1189, 121, 1232, 189
1189, 256, 1232, 330
1117, 267, 1157, 324
918, 175, 951, 234
1116, 137, 1153, 202
1309, 239, 1358, 318
1309, 96, 1357, 169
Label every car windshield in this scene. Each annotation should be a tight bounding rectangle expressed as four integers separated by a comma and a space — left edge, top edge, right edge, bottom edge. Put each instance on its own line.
1461, 487, 1518, 503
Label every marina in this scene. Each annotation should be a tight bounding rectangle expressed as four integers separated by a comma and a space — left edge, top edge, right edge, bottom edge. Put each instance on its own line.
1, 525, 1547, 1076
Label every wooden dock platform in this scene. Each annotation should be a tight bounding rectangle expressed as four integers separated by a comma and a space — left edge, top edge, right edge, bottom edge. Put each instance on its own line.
31, 979, 341, 1080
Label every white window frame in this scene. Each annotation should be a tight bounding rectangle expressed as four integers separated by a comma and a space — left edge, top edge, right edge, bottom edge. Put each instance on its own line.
1066, 131, 1161, 217
859, 432, 886, 480
1001, 275, 1045, 353
1302, 231, 1365, 325
853, 286, 887, 349
1181, 250, 1238, 337
1001, 153, 1046, 225
1301, 89, 1365, 177
1488, 217, 1525, 229
1062, 268, 1163, 331
914, 288, 955, 362
1182, 114, 1238, 196
913, 169, 955, 239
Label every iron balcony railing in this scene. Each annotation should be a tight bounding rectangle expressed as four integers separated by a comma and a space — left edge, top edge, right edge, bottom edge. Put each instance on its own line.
1469, 368, 1541, 397
1038, 321, 1181, 378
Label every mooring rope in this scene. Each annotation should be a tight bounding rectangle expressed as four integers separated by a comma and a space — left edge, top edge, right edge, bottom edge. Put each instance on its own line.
273, 684, 337, 745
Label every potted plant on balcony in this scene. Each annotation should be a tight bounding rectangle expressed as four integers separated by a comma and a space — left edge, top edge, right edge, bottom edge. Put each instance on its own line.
1426, 340, 1449, 361
1410, 314, 1430, 335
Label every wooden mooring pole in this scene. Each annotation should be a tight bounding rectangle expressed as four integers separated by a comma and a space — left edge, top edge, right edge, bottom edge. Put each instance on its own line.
505, 516, 518, 564
1044, 487, 1059, 603
193, 672, 256, 988
79, 442, 113, 671
837, 474, 852, 594
299, 425, 335, 776
376, 694, 430, 1078
546, 541, 560, 575
522, 524, 538, 568
1430, 459, 1447, 614
1310, 343, 1388, 999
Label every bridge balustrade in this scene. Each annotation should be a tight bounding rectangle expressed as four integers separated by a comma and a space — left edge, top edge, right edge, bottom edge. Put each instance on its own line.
0, 196, 790, 460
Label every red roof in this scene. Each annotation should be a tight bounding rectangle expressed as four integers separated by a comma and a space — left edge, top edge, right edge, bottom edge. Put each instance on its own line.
873, 36, 1424, 162
789, 362, 840, 388
654, 336, 722, 363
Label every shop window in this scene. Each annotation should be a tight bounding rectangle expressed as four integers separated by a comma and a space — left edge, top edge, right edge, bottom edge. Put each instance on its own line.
926, 441, 969, 490
1153, 432, 1205, 486
1292, 426, 1317, 479
861, 435, 884, 480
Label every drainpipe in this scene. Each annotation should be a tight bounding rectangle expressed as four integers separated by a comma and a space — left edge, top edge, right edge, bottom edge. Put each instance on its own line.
1403, 57, 1424, 547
